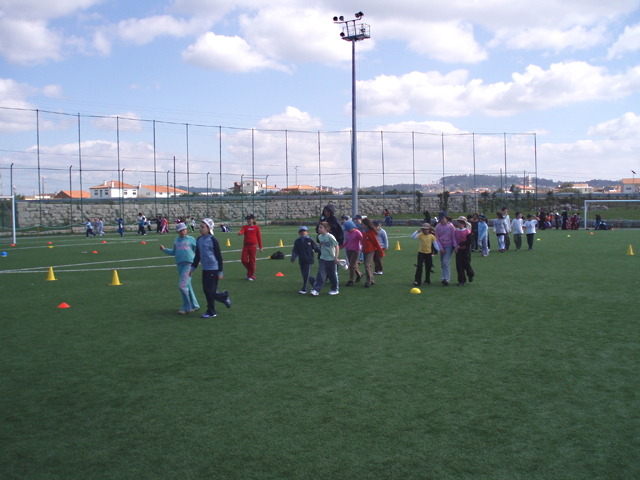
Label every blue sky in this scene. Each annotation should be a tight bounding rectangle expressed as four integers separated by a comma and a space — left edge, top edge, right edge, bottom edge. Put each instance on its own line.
1, 0, 640, 195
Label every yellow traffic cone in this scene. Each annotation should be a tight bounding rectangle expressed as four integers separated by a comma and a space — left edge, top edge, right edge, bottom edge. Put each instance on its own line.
279, 239, 284, 247
395, 241, 401, 251
627, 245, 634, 256
226, 238, 231, 247
110, 270, 122, 286
46, 267, 57, 281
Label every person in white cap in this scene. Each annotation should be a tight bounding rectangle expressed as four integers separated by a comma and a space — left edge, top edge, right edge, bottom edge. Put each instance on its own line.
160, 222, 200, 314
190, 218, 231, 318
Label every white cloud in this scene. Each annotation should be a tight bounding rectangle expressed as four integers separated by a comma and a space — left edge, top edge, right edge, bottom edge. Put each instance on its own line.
256, 106, 323, 130
588, 112, 640, 139
490, 25, 607, 51
608, 23, 640, 58
90, 112, 145, 132
92, 30, 111, 56
117, 15, 213, 45
0, 18, 63, 64
356, 62, 640, 117
375, 19, 486, 63
0, 78, 65, 132
182, 32, 289, 72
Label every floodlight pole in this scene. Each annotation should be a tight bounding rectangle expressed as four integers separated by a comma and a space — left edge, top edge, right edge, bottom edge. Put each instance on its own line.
334, 12, 370, 218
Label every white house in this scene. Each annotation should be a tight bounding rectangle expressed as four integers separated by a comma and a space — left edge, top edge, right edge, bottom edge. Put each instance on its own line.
90, 180, 138, 199
621, 178, 640, 193
139, 184, 189, 198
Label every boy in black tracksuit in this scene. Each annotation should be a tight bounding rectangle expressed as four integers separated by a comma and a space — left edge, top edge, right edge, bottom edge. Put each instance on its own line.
291, 225, 321, 294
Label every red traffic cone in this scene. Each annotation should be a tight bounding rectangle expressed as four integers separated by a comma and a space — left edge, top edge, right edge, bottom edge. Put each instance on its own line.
58, 303, 70, 308
93, 250, 98, 254
142, 241, 146, 245
276, 272, 284, 277
102, 240, 107, 243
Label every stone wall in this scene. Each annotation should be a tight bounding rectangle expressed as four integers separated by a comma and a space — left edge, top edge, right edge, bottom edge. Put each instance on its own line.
15, 195, 471, 229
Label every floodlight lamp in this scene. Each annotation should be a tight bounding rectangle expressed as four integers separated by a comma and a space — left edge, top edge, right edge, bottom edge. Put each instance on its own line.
339, 16, 344, 21
333, 16, 338, 21
340, 32, 345, 37
355, 11, 363, 18
360, 27, 366, 34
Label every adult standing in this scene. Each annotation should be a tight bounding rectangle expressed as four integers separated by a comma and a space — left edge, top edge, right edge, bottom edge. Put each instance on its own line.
562, 209, 568, 230
539, 208, 546, 230
434, 211, 457, 286
423, 209, 432, 226
317, 204, 344, 246
470, 213, 479, 251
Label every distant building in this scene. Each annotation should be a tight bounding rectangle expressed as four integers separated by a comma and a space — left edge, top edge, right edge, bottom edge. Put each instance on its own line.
139, 184, 189, 198
572, 183, 594, 194
621, 178, 640, 193
54, 190, 90, 199
281, 184, 327, 194
90, 180, 138, 199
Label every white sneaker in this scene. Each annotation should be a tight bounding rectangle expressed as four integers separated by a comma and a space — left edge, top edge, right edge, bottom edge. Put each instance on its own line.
328, 290, 339, 295
310, 290, 319, 296
298, 290, 307, 294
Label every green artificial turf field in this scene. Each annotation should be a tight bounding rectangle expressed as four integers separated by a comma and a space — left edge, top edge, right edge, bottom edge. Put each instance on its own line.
1, 227, 639, 479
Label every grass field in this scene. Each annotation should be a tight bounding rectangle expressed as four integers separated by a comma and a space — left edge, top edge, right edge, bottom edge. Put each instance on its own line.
1, 226, 639, 479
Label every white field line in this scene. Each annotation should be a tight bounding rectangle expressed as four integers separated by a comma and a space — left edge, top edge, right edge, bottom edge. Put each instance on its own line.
7, 238, 158, 251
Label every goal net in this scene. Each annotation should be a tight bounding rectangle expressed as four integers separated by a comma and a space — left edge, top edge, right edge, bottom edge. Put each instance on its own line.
583, 199, 640, 230
0, 195, 16, 245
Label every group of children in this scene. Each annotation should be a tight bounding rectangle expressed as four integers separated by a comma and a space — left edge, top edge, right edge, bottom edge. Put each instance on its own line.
157, 204, 545, 315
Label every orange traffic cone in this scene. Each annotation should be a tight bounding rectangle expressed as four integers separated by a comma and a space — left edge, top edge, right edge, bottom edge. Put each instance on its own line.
58, 303, 70, 308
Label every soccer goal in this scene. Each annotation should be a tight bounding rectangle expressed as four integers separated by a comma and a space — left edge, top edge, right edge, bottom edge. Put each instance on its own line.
0, 195, 16, 245
584, 199, 640, 230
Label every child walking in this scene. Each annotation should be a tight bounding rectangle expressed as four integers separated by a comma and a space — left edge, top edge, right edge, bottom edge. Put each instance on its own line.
524, 214, 538, 251
238, 214, 262, 281
412, 223, 437, 286
291, 226, 320, 294
190, 218, 231, 318
160, 222, 200, 314
343, 220, 363, 286
373, 220, 388, 275
478, 214, 489, 256
311, 222, 340, 296
361, 217, 384, 288
454, 216, 474, 286
493, 211, 508, 252
511, 212, 524, 251
116, 217, 124, 237
85, 219, 96, 238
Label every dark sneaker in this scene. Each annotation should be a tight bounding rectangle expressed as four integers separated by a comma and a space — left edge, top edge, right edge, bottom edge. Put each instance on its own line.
364, 283, 370, 288
442, 280, 449, 286
201, 312, 217, 318
346, 281, 354, 286
223, 291, 231, 309
355, 276, 361, 283
413, 281, 420, 286
469, 274, 474, 283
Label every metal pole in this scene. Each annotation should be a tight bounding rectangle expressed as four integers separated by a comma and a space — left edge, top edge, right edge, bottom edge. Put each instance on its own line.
121, 168, 125, 226
219, 126, 222, 211
504, 132, 507, 206
166, 171, 170, 215
534, 133, 538, 204
206, 172, 210, 217
251, 129, 255, 216
473, 133, 477, 212
173, 156, 176, 207
318, 130, 322, 214
381, 130, 385, 212
285, 130, 289, 219
241, 173, 245, 219
69, 166, 72, 233
265, 174, 268, 222
351, 39, 358, 218
78, 113, 83, 219
36, 109, 41, 226
153, 120, 157, 218
412, 132, 416, 213
441, 132, 445, 194
117, 116, 121, 218
186, 123, 190, 216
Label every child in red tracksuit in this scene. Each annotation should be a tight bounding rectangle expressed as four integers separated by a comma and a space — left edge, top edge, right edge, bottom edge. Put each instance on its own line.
238, 214, 262, 281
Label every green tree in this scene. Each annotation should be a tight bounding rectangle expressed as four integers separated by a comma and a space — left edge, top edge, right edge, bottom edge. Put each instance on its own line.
437, 190, 450, 212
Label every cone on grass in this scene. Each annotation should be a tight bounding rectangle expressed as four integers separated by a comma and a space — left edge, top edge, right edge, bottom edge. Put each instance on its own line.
627, 245, 635, 256
58, 303, 70, 309
395, 241, 401, 251
410, 287, 421, 294
279, 239, 284, 247
226, 238, 231, 247
46, 267, 57, 281
276, 272, 284, 277
110, 270, 122, 286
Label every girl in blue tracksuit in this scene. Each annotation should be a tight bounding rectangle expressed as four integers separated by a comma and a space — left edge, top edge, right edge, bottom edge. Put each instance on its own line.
190, 218, 230, 319
116, 218, 124, 237
160, 222, 200, 314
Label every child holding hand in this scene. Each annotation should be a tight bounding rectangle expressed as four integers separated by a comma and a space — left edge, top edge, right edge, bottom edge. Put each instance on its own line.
190, 218, 231, 318
311, 222, 340, 296
291, 226, 320, 294
454, 216, 474, 286
160, 222, 199, 314
412, 223, 437, 286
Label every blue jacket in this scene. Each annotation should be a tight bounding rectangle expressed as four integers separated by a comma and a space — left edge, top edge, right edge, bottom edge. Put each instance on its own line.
291, 236, 320, 265
191, 234, 223, 273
